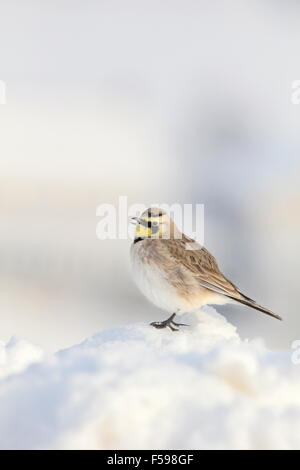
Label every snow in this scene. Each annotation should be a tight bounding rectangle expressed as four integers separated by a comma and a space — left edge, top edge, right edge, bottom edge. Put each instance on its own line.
0, 307, 299, 450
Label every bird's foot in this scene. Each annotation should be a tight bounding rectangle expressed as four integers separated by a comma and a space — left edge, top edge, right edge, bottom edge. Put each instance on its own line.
150, 313, 188, 332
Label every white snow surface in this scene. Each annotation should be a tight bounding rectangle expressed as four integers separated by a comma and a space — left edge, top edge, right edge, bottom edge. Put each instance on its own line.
0, 307, 299, 450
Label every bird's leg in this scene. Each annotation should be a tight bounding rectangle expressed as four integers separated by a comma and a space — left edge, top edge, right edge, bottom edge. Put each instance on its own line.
150, 313, 188, 332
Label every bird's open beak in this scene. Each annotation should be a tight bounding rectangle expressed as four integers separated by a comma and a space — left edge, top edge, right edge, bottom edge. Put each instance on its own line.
129, 216, 140, 225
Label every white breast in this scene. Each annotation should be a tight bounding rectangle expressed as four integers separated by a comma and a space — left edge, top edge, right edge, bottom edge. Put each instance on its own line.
130, 243, 185, 313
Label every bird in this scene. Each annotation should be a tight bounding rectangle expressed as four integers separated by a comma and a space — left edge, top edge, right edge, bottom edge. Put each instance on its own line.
130, 207, 282, 331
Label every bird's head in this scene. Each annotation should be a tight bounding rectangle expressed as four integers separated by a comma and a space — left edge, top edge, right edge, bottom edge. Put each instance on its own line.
131, 207, 179, 240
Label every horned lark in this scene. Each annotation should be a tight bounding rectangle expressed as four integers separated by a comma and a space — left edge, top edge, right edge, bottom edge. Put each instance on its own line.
130, 207, 282, 330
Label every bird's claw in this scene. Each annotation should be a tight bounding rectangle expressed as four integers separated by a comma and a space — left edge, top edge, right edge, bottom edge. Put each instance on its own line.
150, 313, 188, 332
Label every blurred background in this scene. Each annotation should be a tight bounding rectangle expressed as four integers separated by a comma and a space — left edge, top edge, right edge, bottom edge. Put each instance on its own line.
0, 0, 299, 352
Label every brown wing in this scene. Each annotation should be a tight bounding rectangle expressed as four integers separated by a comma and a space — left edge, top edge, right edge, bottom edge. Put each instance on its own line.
164, 235, 240, 298
161, 235, 282, 320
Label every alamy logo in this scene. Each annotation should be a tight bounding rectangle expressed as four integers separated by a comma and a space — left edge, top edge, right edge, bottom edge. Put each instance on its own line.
291, 80, 300, 104
291, 340, 300, 365
0, 81, 6, 104
96, 197, 205, 247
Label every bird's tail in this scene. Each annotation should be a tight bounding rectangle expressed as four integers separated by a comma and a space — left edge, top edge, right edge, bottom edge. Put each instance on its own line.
226, 293, 282, 321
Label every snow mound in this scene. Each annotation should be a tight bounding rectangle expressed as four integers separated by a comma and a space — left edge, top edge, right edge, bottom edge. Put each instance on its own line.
0, 307, 299, 450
